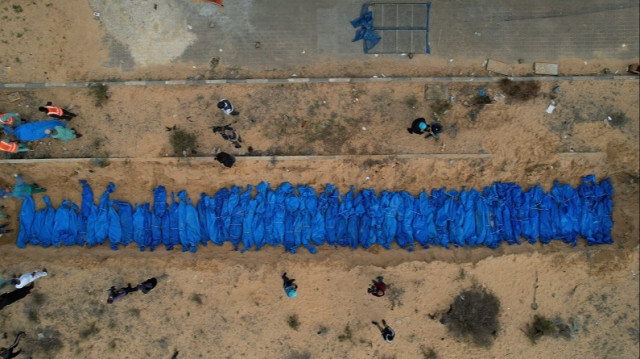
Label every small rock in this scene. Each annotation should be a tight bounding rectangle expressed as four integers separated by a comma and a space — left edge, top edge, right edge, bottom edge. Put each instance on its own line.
38, 333, 45, 339
209, 21, 216, 28
219, 48, 223, 52
254, 41, 261, 48
365, 176, 370, 181
474, 31, 481, 36
361, 126, 367, 131
187, 25, 193, 30
449, 58, 454, 63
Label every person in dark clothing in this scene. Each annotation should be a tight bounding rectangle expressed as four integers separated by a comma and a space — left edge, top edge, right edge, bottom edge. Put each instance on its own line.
0, 332, 25, 359
217, 99, 239, 116
407, 118, 428, 135
0, 331, 25, 359
0, 222, 12, 235
372, 319, 395, 343
212, 125, 242, 148
0, 284, 33, 310
137, 278, 157, 294
425, 122, 443, 139
107, 284, 137, 304
281, 272, 298, 298
367, 276, 387, 297
38, 102, 76, 120
215, 152, 236, 168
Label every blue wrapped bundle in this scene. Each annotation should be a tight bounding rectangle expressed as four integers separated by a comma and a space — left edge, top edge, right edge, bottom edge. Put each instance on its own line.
15, 176, 614, 252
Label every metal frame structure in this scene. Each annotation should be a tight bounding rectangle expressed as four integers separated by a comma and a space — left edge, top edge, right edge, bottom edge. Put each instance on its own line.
366, 2, 431, 54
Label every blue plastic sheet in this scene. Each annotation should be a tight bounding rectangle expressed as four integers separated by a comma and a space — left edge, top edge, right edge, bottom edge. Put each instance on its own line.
4, 120, 66, 142
350, 5, 381, 53
16, 176, 615, 252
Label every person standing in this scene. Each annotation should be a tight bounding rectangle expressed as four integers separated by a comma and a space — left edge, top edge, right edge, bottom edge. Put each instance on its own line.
10, 269, 47, 289
0, 141, 28, 154
0, 331, 25, 359
372, 319, 395, 343
281, 272, 298, 298
217, 99, 239, 116
0, 113, 23, 127
367, 276, 387, 297
407, 118, 428, 135
425, 121, 443, 139
38, 102, 76, 120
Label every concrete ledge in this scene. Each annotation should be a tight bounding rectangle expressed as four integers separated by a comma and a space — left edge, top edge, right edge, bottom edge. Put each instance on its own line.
0, 152, 606, 164
2, 76, 636, 89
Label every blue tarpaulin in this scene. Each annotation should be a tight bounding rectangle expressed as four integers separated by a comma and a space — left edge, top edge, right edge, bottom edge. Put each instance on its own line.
4, 120, 66, 142
16, 176, 614, 252
351, 5, 381, 53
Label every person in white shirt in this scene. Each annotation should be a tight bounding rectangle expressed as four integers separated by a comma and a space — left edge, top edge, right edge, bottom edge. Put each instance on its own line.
217, 99, 239, 116
11, 269, 47, 289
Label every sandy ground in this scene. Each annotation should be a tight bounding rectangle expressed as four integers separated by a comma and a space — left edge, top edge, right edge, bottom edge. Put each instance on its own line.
0, 241, 638, 359
0, 80, 638, 161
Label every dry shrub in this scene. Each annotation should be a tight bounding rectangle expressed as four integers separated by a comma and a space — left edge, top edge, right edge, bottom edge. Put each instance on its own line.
525, 315, 581, 343
442, 287, 500, 347
170, 128, 198, 156
499, 79, 540, 101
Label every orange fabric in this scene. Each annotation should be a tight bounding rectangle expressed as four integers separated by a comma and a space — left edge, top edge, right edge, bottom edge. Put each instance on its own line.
0, 113, 14, 125
207, 0, 224, 6
45, 105, 64, 117
0, 141, 18, 153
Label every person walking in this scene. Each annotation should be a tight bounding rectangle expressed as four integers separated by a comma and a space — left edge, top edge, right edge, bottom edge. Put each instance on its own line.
367, 276, 387, 297
0, 284, 33, 310
107, 284, 138, 304
215, 152, 236, 168
281, 272, 298, 298
372, 319, 395, 343
137, 277, 158, 294
10, 269, 47, 289
38, 102, 76, 120
0, 331, 25, 359
217, 99, 239, 116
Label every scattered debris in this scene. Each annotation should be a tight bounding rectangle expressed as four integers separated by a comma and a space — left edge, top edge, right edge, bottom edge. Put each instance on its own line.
7, 92, 21, 103
552, 86, 562, 94
93, 11, 101, 20
545, 101, 556, 114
